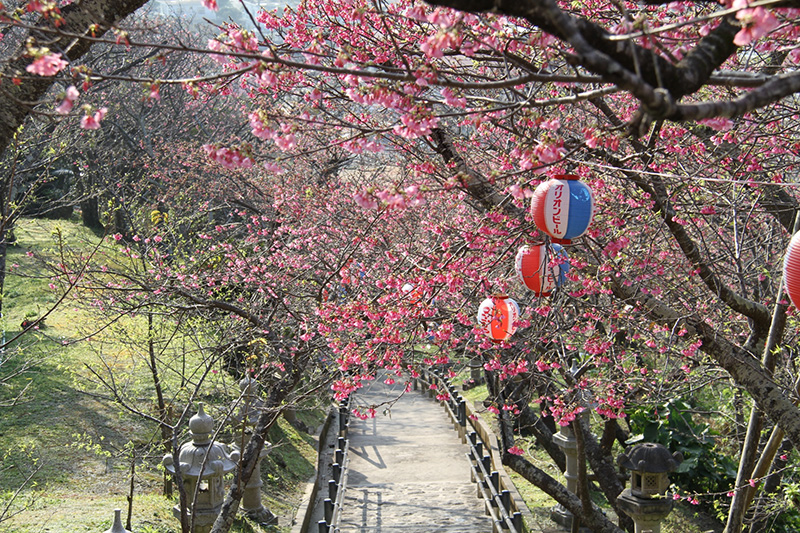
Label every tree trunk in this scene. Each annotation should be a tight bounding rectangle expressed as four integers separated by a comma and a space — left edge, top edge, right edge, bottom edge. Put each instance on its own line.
210, 383, 289, 533
726, 219, 794, 533
516, 404, 566, 472
0, 0, 151, 159
505, 454, 625, 533
81, 196, 102, 230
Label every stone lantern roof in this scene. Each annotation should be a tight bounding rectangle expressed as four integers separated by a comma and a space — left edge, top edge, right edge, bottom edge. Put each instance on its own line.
618, 442, 683, 473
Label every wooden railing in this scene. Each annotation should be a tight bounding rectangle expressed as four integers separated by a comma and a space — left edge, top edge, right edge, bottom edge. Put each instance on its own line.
317, 398, 350, 533
419, 368, 528, 533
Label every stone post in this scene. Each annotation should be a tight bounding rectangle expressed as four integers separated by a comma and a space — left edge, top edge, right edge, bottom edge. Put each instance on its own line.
550, 423, 580, 529
232, 378, 277, 525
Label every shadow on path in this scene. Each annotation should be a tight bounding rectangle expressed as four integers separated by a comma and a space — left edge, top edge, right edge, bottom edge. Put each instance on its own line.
338, 378, 491, 533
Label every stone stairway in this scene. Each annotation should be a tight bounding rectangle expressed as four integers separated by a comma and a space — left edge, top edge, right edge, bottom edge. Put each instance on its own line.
337, 379, 491, 533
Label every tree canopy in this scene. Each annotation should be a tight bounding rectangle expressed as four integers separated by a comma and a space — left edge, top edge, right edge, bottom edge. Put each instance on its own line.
4, 0, 800, 531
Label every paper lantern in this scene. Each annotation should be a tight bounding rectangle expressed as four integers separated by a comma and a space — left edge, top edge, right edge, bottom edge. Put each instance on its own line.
784, 232, 800, 308
476, 295, 520, 342
515, 244, 569, 296
401, 283, 424, 305
531, 174, 594, 244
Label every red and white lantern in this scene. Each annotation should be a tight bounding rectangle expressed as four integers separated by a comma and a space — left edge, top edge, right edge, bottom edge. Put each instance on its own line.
784, 232, 800, 308
531, 174, 595, 244
515, 244, 569, 296
476, 295, 520, 342
401, 283, 424, 305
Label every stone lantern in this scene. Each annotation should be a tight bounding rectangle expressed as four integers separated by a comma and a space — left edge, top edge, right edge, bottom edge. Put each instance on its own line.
163, 403, 240, 533
230, 377, 277, 525
617, 442, 683, 533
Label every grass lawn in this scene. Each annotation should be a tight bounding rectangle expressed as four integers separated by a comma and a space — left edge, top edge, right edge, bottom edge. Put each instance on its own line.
0, 217, 327, 533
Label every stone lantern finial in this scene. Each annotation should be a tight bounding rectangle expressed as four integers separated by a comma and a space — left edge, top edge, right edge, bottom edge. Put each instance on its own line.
189, 403, 214, 444
103, 509, 131, 533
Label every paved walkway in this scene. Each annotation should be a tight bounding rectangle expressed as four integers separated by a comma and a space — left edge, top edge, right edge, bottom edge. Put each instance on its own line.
338, 378, 491, 533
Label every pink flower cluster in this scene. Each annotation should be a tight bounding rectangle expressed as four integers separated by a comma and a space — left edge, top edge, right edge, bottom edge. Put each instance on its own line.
248, 112, 298, 151
534, 360, 561, 372
26, 52, 67, 76
55, 85, 79, 114
202, 143, 255, 169
594, 394, 626, 419
80, 107, 108, 130
548, 397, 585, 426
353, 185, 426, 210
731, 0, 779, 46
507, 446, 525, 456
352, 407, 376, 420
393, 107, 439, 139
420, 29, 461, 58
331, 379, 359, 401
339, 138, 383, 154
227, 28, 259, 52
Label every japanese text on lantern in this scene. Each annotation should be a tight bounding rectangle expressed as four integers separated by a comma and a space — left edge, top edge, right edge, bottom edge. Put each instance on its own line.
551, 184, 564, 235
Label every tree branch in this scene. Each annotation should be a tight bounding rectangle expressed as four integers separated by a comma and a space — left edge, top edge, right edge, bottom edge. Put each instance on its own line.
0, 0, 150, 157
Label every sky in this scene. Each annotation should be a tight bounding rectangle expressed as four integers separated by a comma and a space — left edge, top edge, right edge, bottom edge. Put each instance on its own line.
151, 0, 298, 22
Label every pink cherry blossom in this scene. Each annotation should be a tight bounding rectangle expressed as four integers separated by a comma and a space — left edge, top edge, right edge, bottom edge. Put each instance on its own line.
26, 53, 68, 76
699, 117, 734, 131
80, 107, 108, 130
202, 143, 255, 169
353, 192, 379, 209
55, 85, 79, 114
732, 0, 778, 46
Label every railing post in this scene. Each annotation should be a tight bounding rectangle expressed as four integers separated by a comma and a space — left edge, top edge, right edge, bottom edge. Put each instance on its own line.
501, 489, 511, 511
318, 520, 329, 533
512, 511, 523, 532
328, 479, 337, 501
335, 447, 344, 465
338, 402, 348, 437
490, 471, 500, 493
324, 499, 333, 524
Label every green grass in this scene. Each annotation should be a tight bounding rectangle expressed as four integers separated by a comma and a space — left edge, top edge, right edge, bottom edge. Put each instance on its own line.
0, 218, 328, 532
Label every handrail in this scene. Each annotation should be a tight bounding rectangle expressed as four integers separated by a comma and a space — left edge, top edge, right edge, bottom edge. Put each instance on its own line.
419, 368, 525, 533
318, 397, 351, 533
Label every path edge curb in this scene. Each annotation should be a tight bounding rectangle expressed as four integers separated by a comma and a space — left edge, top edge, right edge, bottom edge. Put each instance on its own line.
291, 406, 336, 533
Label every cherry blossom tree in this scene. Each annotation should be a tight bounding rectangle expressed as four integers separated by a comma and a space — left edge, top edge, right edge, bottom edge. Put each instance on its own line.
5, 0, 800, 531
179, 1, 800, 531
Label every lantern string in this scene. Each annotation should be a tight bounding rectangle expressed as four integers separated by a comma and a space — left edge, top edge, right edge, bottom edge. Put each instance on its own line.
571, 160, 800, 188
